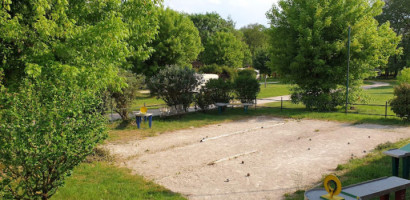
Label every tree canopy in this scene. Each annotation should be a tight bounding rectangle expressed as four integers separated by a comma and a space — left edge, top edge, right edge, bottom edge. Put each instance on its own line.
135, 8, 202, 77
189, 12, 236, 44
0, 0, 161, 91
267, 0, 401, 110
376, 0, 410, 77
240, 23, 269, 55
202, 31, 246, 68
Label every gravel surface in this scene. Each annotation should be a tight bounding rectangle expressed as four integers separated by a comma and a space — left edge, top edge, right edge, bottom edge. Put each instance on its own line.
105, 116, 410, 200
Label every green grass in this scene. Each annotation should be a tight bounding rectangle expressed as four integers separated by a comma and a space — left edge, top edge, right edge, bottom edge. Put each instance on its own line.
131, 92, 165, 109
52, 162, 186, 200
257, 83, 292, 98
284, 139, 410, 200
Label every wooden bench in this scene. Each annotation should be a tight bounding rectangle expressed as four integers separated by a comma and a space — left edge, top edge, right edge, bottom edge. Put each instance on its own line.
305, 176, 410, 200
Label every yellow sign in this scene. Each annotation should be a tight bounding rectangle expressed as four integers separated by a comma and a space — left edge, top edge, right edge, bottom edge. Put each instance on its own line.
321, 175, 344, 200
140, 106, 148, 114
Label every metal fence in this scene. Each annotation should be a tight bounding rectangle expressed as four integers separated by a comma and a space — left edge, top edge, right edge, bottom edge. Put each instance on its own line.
258, 97, 397, 119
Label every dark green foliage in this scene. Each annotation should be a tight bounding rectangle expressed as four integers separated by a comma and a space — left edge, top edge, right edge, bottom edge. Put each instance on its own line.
290, 88, 345, 111
194, 87, 214, 112
239, 23, 269, 56
135, 8, 202, 77
110, 70, 145, 121
198, 64, 237, 81
189, 12, 235, 44
376, 0, 410, 77
252, 48, 271, 75
267, 0, 401, 110
205, 78, 232, 103
148, 66, 202, 112
0, 76, 107, 200
198, 64, 223, 74
233, 76, 260, 103
238, 68, 257, 79
390, 83, 410, 120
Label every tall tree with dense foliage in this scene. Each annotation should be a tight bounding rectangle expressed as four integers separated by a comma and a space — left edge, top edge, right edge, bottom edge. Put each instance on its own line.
203, 32, 246, 68
376, 0, 410, 77
267, 0, 401, 110
240, 23, 269, 55
135, 8, 202, 77
0, 73, 107, 199
189, 12, 235, 44
0, 0, 161, 199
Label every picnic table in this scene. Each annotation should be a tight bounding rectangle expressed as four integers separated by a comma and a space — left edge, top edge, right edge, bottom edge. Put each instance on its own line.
215, 102, 255, 114
305, 176, 410, 200
383, 144, 410, 179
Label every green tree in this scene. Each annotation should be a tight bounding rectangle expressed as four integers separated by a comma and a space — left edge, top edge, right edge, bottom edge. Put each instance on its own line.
267, 0, 401, 110
189, 12, 235, 44
203, 32, 245, 68
376, 0, 410, 77
397, 68, 410, 84
240, 23, 269, 55
0, 75, 107, 200
0, 0, 161, 91
134, 8, 202, 77
110, 70, 145, 121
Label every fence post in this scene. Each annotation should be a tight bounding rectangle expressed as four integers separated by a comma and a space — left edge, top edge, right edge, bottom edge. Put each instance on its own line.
281, 97, 283, 111
385, 101, 388, 119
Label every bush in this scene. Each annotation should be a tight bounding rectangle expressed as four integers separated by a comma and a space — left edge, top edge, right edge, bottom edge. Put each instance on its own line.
205, 78, 232, 103
291, 88, 345, 111
390, 83, 410, 120
110, 70, 145, 121
198, 64, 237, 81
148, 65, 202, 113
397, 68, 410, 84
233, 75, 260, 103
220, 66, 237, 81
0, 76, 107, 199
198, 64, 223, 74
194, 87, 214, 112
237, 68, 257, 79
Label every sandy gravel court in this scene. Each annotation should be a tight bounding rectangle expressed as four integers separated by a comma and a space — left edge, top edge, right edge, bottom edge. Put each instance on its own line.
105, 117, 410, 200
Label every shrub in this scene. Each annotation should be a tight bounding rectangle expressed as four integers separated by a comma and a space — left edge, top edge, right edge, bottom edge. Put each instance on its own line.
237, 68, 257, 79
148, 65, 202, 112
233, 75, 260, 103
390, 83, 410, 120
198, 64, 223, 74
220, 66, 237, 81
194, 87, 214, 112
397, 68, 410, 84
110, 70, 145, 121
0, 77, 107, 199
205, 78, 233, 103
291, 87, 345, 111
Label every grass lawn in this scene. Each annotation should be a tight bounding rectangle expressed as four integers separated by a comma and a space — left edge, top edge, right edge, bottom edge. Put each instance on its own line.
257, 83, 292, 98
52, 162, 186, 200
284, 138, 410, 200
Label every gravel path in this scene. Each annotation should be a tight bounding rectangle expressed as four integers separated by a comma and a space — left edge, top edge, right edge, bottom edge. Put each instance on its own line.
106, 116, 410, 200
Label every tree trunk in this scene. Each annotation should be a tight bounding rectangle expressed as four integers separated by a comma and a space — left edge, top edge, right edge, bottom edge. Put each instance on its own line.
264, 74, 267, 88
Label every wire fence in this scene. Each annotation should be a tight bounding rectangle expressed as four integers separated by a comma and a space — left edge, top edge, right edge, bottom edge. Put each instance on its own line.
258, 97, 397, 118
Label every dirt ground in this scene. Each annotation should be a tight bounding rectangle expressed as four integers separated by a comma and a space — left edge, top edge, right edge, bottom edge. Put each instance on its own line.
105, 117, 410, 200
